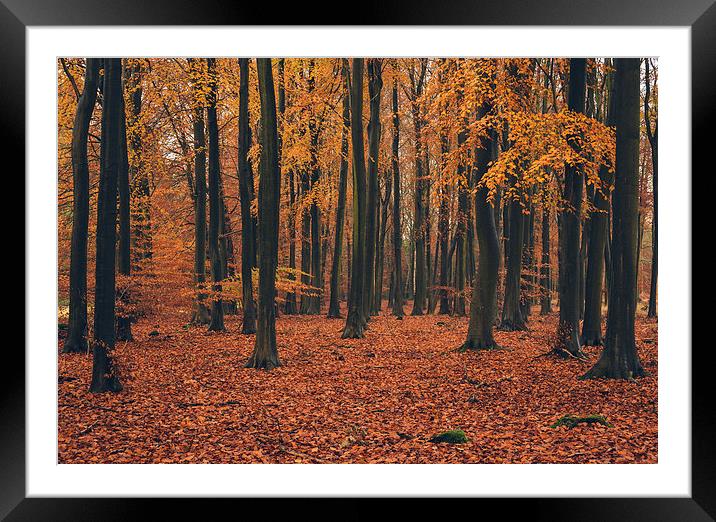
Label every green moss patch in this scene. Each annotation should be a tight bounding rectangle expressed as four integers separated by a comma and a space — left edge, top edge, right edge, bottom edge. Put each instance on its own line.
551, 414, 611, 429
429, 429, 468, 444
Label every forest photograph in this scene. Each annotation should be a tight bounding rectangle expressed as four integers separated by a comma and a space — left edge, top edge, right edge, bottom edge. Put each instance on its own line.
56, 56, 658, 465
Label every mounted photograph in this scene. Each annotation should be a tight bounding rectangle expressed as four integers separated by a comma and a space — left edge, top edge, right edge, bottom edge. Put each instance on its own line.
56, 57, 658, 464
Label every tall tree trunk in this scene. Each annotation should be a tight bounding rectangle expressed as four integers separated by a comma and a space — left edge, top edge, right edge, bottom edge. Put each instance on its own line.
306, 60, 322, 315
343, 58, 368, 338
499, 193, 526, 330
583, 58, 645, 379
645, 59, 658, 318
410, 59, 428, 316
539, 205, 552, 315
437, 135, 451, 315
390, 70, 405, 318
281, 61, 297, 316
582, 64, 616, 345
116, 64, 133, 342
461, 90, 500, 350
374, 172, 391, 312
246, 58, 281, 370
554, 58, 586, 358
126, 62, 151, 265
299, 169, 312, 314
206, 58, 225, 332
328, 61, 351, 319
363, 59, 382, 318
453, 125, 469, 317
63, 58, 99, 354
188, 59, 210, 325
238, 58, 257, 333
90, 58, 123, 393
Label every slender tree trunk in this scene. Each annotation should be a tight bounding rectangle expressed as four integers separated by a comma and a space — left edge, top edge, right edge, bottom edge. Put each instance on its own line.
375, 173, 392, 313
583, 58, 645, 379
328, 61, 350, 319
307, 61, 322, 315
461, 91, 500, 350
582, 65, 615, 345
364, 58, 382, 318
554, 58, 586, 358
539, 205, 552, 314
281, 62, 297, 315
63, 58, 99, 354
390, 71, 405, 318
188, 59, 210, 325
299, 170, 312, 314
246, 58, 281, 370
645, 59, 658, 318
116, 64, 133, 342
500, 194, 526, 330
437, 135, 451, 315
410, 60, 427, 315
237, 58, 257, 333
343, 58, 368, 338
206, 58, 225, 332
90, 58, 123, 393
126, 62, 151, 265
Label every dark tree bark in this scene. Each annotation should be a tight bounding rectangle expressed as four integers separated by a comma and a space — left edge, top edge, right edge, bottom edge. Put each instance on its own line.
63, 58, 99, 354
126, 62, 151, 265
116, 64, 133, 342
461, 92, 500, 351
375, 172, 392, 313
582, 58, 645, 380
437, 134, 451, 315
328, 60, 351, 318
554, 58, 587, 358
390, 69, 405, 318
539, 205, 553, 315
582, 64, 616, 345
365, 58, 383, 317
306, 60, 322, 315
188, 58, 210, 325
191, 106, 210, 325
279, 61, 297, 316
89, 58, 123, 393
410, 59, 428, 316
343, 58, 368, 338
246, 58, 281, 370
298, 167, 312, 314
453, 122, 469, 317
237, 58, 257, 333
206, 58, 225, 332
499, 192, 526, 331
645, 59, 658, 318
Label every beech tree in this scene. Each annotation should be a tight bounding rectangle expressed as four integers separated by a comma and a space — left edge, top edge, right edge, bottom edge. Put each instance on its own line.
390, 67, 405, 319
343, 58, 368, 338
644, 58, 658, 318
63, 58, 99, 354
553, 58, 587, 358
328, 60, 350, 319
89, 58, 123, 393
238, 58, 257, 334
246, 58, 281, 370
583, 58, 645, 380
206, 57, 225, 332
188, 58, 211, 325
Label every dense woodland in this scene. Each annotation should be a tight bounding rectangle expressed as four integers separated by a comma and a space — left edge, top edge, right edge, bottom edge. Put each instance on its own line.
57, 57, 658, 463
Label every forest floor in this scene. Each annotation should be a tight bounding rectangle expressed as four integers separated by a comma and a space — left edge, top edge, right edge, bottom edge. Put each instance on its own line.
58, 303, 658, 464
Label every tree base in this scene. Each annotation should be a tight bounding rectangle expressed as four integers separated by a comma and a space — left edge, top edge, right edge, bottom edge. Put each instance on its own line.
341, 322, 364, 339
581, 334, 603, 347
116, 318, 133, 342
244, 354, 281, 370
498, 320, 527, 332
458, 339, 501, 352
89, 374, 123, 393
62, 336, 88, 354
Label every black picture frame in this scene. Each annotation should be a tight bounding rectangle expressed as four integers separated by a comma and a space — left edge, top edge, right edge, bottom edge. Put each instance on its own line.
5, 1, 711, 519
